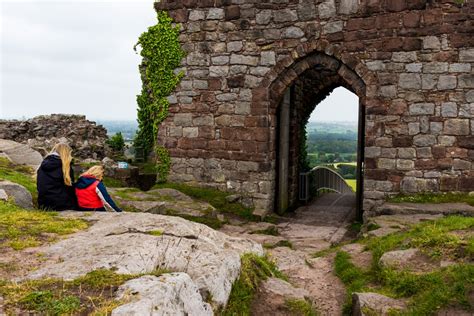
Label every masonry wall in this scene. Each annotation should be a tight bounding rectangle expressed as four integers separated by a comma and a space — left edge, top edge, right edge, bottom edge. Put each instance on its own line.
155, 0, 474, 213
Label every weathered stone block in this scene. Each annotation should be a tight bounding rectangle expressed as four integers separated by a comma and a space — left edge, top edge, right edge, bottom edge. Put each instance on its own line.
458, 74, 474, 89
413, 135, 437, 147
405, 63, 422, 73
189, 10, 205, 21
365, 147, 381, 158
422, 36, 440, 50
423, 62, 448, 73
398, 148, 416, 159
441, 102, 457, 117
319, 0, 336, 19
437, 75, 457, 90
273, 9, 298, 23
260, 51, 276, 66
459, 49, 474, 62
256, 10, 272, 25
399, 74, 421, 89
323, 21, 343, 34
408, 123, 420, 135
230, 54, 259, 66
207, 8, 224, 20
416, 147, 432, 158
283, 27, 305, 39
183, 127, 199, 138
377, 158, 396, 169
449, 63, 471, 73
444, 119, 470, 136
210, 66, 229, 77
409, 103, 434, 115
227, 41, 243, 53
397, 159, 415, 170
453, 159, 471, 170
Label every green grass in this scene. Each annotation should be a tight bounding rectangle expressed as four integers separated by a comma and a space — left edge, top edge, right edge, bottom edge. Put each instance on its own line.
285, 298, 319, 316
333, 216, 474, 315
388, 192, 474, 206
102, 177, 124, 188
364, 215, 474, 262
0, 200, 89, 250
0, 268, 168, 315
153, 182, 258, 221
250, 226, 279, 236
222, 253, 287, 315
263, 240, 293, 249
345, 179, 357, 192
0, 157, 37, 200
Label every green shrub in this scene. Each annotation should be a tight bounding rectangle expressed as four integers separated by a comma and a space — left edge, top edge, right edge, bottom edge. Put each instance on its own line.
107, 132, 125, 152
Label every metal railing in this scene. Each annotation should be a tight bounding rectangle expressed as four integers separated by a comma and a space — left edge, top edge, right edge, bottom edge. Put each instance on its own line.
299, 166, 354, 201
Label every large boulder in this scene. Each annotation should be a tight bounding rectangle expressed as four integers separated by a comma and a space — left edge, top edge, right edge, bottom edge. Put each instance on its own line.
352, 292, 406, 316
112, 273, 213, 316
26, 212, 263, 307
0, 139, 43, 168
0, 180, 33, 209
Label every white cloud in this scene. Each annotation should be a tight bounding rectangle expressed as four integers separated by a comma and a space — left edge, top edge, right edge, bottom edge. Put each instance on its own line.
1, 0, 156, 120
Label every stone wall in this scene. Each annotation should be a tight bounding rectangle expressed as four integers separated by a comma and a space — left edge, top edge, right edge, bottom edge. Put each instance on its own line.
0, 114, 109, 159
155, 0, 474, 213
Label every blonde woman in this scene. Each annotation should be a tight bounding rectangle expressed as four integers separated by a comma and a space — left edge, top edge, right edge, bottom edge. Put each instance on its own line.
37, 143, 78, 211
75, 165, 122, 212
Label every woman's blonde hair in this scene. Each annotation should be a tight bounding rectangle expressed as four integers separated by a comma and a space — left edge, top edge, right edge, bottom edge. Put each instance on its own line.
82, 165, 104, 181
51, 143, 73, 186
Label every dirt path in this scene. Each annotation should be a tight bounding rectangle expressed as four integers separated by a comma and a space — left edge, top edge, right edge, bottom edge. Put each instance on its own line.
220, 193, 357, 315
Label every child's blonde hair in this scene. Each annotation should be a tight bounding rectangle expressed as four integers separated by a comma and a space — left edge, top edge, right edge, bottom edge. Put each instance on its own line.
51, 143, 73, 186
82, 165, 104, 181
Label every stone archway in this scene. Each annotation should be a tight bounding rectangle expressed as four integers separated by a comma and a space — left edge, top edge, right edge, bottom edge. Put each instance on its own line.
259, 51, 367, 215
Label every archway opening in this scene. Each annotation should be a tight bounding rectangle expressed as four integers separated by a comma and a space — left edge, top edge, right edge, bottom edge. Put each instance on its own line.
273, 53, 365, 220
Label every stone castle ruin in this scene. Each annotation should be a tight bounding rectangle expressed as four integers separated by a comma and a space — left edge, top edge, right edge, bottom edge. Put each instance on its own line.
155, 0, 473, 215
0, 114, 109, 159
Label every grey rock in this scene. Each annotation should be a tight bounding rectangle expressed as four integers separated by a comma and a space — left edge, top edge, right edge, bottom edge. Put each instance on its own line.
112, 274, 212, 316
441, 102, 458, 117
380, 248, 420, 268
422, 36, 441, 50
339, 0, 359, 14
188, 10, 205, 21
319, 0, 336, 19
260, 51, 276, 66
409, 103, 434, 115
444, 119, 470, 136
399, 73, 421, 90
0, 189, 8, 201
352, 292, 406, 316
273, 9, 298, 23
226, 194, 241, 203
413, 135, 437, 147
27, 212, 263, 307
458, 74, 474, 89
282, 27, 305, 39
392, 52, 417, 63
0, 180, 33, 209
0, 139, 43, 168
437, 75, 457, 90
256, 10, 272, 25
323, 21, 343, 34
459, 48, 474, 62
207, 8, 224, 20
423, 62, 448, 73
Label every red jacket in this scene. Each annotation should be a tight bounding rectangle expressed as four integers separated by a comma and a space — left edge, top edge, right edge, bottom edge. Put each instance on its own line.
75, 177, 103, 209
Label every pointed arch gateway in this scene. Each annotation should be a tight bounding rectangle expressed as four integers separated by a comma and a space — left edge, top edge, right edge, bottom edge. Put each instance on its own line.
255, 50, 367, 218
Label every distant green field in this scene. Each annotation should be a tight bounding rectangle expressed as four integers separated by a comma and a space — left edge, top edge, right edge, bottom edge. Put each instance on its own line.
345, 179, 357, 192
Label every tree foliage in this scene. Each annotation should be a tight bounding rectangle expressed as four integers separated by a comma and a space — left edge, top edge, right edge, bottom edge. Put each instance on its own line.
107, 132, 125, 152
134, 11, 186, 182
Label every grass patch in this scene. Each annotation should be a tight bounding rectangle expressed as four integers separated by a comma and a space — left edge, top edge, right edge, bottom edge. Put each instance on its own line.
364, 215, 474, 262
263, 240, 293, 249
0, 200, 89, 250
0, 268, 168, 315
333, 216, 474, 315
102, 177, 124, 188
285, 298, 319, 316
222, 253, 287, 315
153, 182, 258, 222
388, 192, 474, 206
366, 222, 381, 232
147, 230, 163, 236
0, 157, 37, 200
250, 226, 279, 236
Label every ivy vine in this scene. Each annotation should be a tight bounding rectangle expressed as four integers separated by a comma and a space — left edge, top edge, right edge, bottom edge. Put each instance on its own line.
134, 11, 186, 182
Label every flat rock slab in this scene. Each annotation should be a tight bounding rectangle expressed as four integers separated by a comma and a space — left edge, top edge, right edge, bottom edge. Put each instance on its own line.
340, 243, 373, 270
374, 203, 474, 218
110, 188, 216, 218
26, 212, 263, 307
112, 273, 212, 316
352, 292, 406, 316
0, 139, 43, 168
367, 213, 443, 237
379, 248, 438, 273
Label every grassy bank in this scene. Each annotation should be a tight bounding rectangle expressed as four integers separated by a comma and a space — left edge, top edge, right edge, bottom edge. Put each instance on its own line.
388, 192, 474, 206
334, 215, 474, 315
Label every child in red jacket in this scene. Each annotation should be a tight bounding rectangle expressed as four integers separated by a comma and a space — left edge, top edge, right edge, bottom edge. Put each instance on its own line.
75, 165, 122, 212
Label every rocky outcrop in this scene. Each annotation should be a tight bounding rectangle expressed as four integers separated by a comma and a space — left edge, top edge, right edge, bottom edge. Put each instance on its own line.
0, 181, 33, 209
112, 274, 213, 316
26, 212, 263, 307
352, 292, 406, 316
251, 277, 311, 316
0, 139, 43, 168
0, 115, 108, 159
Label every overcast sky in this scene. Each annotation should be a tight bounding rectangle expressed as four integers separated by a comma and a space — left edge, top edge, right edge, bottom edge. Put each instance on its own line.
1, 1, 358, 122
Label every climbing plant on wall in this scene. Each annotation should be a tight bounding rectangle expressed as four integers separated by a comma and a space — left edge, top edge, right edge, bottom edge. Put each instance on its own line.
134, 11, 186, 182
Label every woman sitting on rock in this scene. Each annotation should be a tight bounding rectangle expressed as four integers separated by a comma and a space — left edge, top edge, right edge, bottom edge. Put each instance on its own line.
75, 165, 122, 212
37, 143, 78, 211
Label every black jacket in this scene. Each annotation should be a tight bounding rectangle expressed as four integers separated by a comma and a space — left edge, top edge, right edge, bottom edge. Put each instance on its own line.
37, 155, 77, 211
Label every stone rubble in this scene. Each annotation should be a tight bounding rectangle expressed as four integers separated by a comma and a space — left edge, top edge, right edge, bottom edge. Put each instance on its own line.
0, 115, 108, 159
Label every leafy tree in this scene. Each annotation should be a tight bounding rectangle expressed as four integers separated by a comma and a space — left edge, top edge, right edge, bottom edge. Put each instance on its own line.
107, 132, 125, 153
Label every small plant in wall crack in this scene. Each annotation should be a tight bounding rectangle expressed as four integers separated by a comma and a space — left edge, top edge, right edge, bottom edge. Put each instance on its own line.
134, 11, 186, 182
